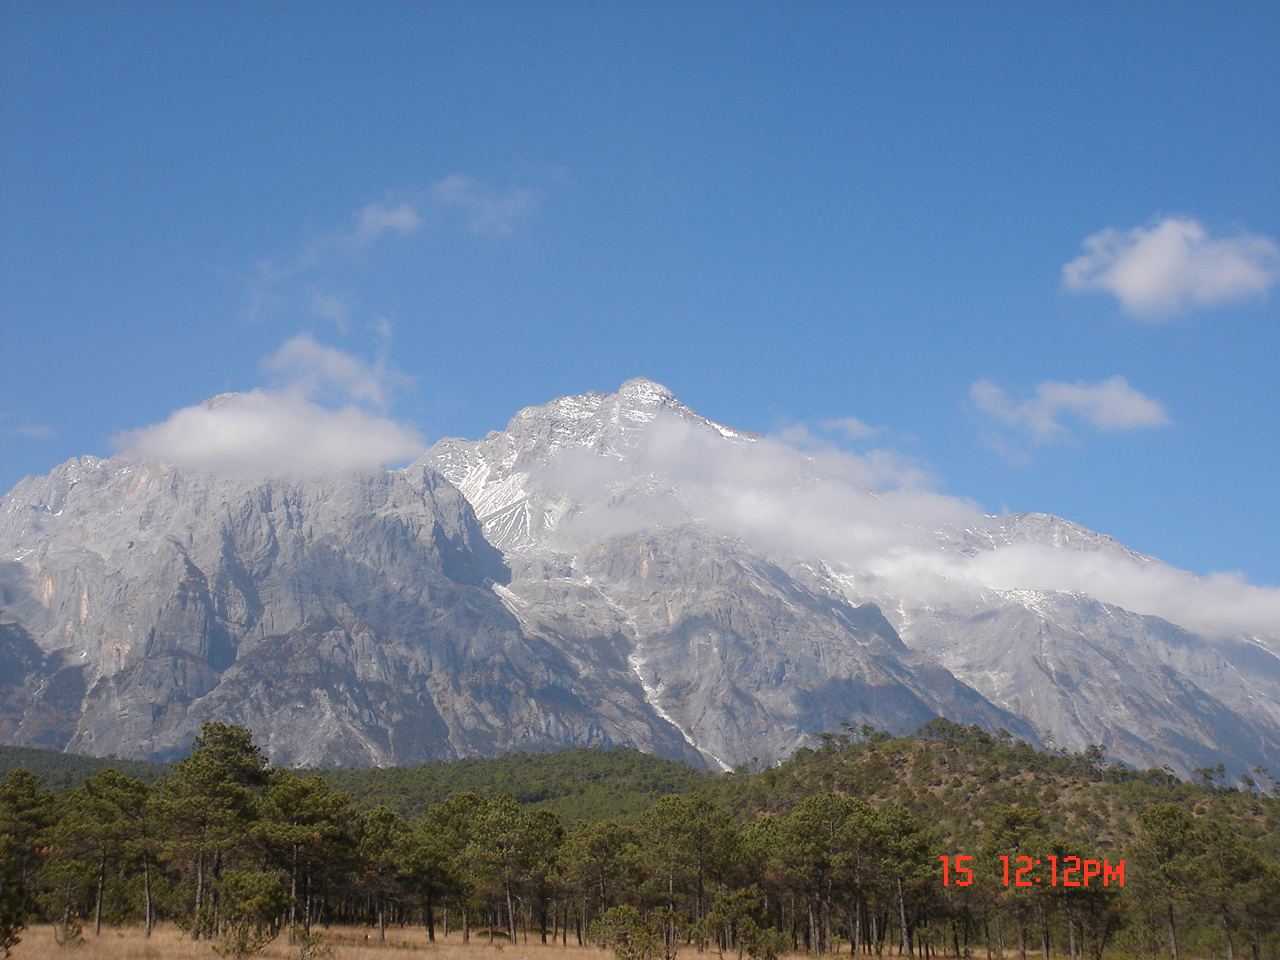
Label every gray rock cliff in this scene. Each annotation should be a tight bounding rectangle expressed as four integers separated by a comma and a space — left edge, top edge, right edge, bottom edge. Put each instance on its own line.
3, 377, 1278, 777
0, 454, 699, 765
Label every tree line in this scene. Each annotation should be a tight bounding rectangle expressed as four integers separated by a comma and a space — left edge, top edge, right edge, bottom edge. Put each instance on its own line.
1, 720, 1277, 960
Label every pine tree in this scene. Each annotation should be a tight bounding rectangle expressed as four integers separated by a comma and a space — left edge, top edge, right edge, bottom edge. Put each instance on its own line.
0, 837, 24, 958
39, 770, 152, 936
154, 722, 270, 939
256, 770, 355, 936
355, 804, 410, 941
559, 818, 638, 940
1128, 803, 1199, 960
0, 769, 52, 917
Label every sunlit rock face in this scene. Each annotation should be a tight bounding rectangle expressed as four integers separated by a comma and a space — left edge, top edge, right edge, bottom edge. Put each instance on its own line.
3, 377, 1279, 776
0, 455, 701, 766
423, 378, 1280, 777
422, 377, 1035, 771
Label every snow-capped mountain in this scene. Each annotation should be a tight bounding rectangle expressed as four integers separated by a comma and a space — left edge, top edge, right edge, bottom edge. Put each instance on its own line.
422, 378, 1280, 776
2, 377, 1278, 776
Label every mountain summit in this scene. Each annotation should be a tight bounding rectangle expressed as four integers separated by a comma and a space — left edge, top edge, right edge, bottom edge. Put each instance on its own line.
2, 380, 1278, 775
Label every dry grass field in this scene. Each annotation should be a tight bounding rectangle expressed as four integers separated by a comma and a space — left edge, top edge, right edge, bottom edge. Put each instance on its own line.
8, 924, 617, 960
3, 924, 1102, 960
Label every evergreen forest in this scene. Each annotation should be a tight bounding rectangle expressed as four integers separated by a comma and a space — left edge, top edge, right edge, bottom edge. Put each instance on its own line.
1, 719, 1277, 960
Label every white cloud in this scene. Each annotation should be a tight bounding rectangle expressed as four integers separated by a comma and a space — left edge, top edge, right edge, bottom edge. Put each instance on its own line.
0, 413, 56, 439
246, 180, 543, 323
307, 289, 353, 328
351, 201, 422, 248
533, 407, 1280, 641
244, 197, 426, 323
297, 199, 425, 268
955, 542, 1280, 640
430, 175, 540, 237
545, 411, 975, 576
116, 338, 422, 478
264, 333, 409, 408
117, 392, 424, 478
280, 199, 427, 275
820, 417, 877, 441
829, 533, 1280, 642
1063, 216, 1280, 318
972, 376, 1171, 445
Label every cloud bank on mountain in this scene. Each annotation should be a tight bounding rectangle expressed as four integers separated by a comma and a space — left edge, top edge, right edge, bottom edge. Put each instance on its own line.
117, 392, 424, 479
539, 409, 1280, 643
115, 337, 423, 478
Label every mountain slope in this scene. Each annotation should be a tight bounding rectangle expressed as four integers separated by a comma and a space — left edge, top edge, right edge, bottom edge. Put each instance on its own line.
3, 378, 1278, 777
425, 378, 1280, 777
0, 448, 698, 765
424, 379, 1038, 769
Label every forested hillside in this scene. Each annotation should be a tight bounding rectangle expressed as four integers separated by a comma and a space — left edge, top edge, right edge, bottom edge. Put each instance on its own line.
0, 744, 165, 792
0, 742, 713, 824
717, 720, 1280, 852
319, 746, 714, 822
1, 721, 1276, 960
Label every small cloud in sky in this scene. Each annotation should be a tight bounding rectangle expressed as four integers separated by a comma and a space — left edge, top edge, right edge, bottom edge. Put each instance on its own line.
307, 289, 353, 328
285, 198, 427, 277
1062, 216, 1280, 319
351, 201, 422, 248
264, 332, 410, 408
116, 336, 422, 478
770, 417, 881, 455
972, 376, 1171, 448
248, 178, 543, 323
820, 416, 877, 441
15, 425, 57, 438
429, 175, 541, 237
0, 415, 56, 439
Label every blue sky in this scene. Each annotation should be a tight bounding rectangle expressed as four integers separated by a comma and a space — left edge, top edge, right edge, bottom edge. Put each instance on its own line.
2, 1, 1279, 586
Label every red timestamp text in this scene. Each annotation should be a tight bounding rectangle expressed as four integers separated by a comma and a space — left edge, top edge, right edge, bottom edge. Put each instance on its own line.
938, 855, 1124, 887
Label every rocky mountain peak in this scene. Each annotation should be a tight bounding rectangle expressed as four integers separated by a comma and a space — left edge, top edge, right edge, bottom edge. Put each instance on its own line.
504, 376, 687, 442
422, 381, 1280, 778
441, 378, 743, 480
5, 379, 1280, 777
936, 512, 1157, 564
617, 376, 678, 406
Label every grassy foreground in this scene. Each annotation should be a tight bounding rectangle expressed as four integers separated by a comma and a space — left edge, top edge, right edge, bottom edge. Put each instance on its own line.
8, 924, 614, 960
